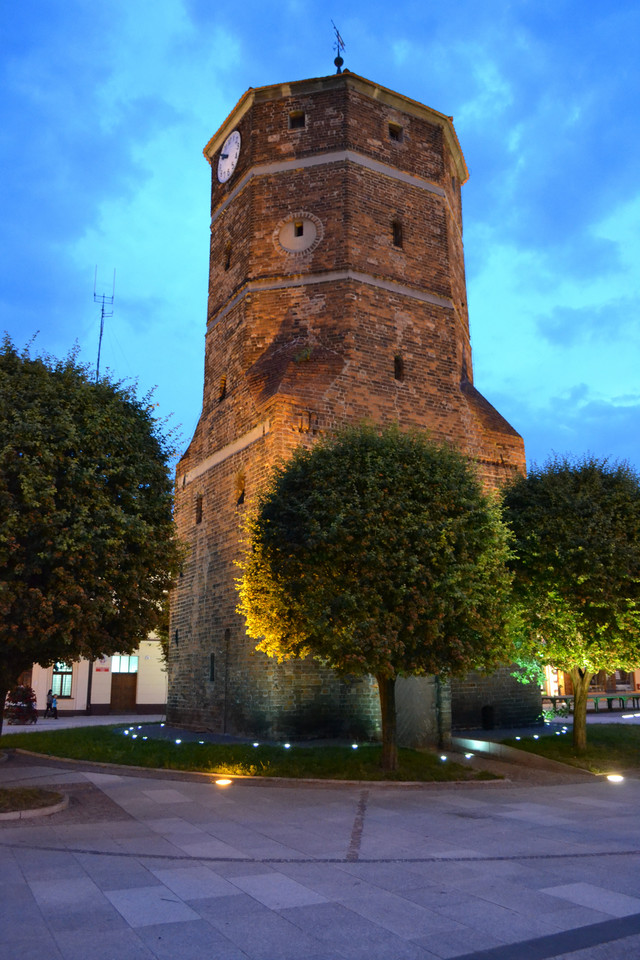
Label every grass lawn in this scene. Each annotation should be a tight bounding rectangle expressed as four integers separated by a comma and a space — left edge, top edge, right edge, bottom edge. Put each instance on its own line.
0, 725, 498, 782
0, 787, 63, 813
503, 724, 640, 776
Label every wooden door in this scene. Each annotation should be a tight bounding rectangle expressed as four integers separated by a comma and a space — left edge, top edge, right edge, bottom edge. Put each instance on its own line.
110, 673, 137, 712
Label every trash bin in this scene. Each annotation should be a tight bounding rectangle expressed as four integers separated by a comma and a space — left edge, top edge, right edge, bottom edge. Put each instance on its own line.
481, 704, 495, 730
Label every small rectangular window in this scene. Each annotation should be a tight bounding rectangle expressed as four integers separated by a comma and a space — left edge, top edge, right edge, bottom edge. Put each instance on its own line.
294, 221, 304, 238
112, 655, 139, 674
394, 355, 404, 381
195, 493, 203, 525
52, 662, 72, 698
289, 110, 305, 129
392, 221, 403, 248
388, 122, 403, 142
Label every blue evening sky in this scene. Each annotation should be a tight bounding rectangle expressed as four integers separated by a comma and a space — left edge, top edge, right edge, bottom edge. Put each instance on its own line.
2, 1, 639, 471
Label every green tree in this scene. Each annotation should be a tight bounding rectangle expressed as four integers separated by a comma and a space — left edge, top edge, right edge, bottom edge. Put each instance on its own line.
0, 338, 184, 732
503, 455, 640, 753
236, 425, 515, 770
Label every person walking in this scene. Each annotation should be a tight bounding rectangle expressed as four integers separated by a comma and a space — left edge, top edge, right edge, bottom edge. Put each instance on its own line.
44, 689, 54, 718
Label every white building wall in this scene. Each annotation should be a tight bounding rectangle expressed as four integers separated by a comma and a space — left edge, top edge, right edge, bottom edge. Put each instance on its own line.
30, 640, 167, 715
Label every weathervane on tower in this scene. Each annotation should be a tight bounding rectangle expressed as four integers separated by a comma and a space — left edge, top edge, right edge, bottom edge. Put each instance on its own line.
332, 20, 345, 73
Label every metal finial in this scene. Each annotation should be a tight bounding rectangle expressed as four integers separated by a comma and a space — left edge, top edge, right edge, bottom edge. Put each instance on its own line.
332, 20, 345, 74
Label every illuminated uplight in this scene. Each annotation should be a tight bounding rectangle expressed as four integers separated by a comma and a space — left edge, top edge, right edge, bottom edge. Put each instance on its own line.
283, 743, 291, 749
440, 755, 447, 761
215, 778, 232, 786
142, 736, 148, 740
607, 774, 624, 783
253, 742, 259, 747
123, 730, 129, 736
137, 725, 142, 730
175, 739, 182, 745
198, 740, 204, 744
351, 744, 358, 750
132, 734, 138, 739
465, 753, 474, 759
160, 723, 165, 727
533, 735, 539, 740
515, 736, 521, 740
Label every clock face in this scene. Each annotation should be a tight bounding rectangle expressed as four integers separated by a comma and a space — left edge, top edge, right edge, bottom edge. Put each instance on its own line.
217, 130, 241, 183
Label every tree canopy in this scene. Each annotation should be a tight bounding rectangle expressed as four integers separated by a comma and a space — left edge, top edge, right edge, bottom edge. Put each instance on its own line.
236, 425, 515, 769
0, 337, 184, 720
503, 455, 640, 752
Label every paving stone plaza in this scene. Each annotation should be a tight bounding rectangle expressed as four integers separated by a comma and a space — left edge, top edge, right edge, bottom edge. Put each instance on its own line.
2, 716, 640, 959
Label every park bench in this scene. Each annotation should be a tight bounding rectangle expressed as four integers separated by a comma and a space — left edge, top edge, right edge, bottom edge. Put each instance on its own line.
543, 694, 640, 714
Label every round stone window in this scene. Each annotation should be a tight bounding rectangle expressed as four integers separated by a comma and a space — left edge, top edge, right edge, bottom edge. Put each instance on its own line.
273, 212, 324, 257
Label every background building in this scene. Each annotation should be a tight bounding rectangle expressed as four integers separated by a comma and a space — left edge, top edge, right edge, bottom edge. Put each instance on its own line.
28, 638, 167, 716
169, 71, 541, 742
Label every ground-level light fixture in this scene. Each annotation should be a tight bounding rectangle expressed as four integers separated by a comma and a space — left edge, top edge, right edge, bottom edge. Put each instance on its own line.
607, 774, 624, 783
215, 779, 232, 786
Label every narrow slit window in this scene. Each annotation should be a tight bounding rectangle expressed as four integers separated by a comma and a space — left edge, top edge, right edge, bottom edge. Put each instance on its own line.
235, 471, 246, 506
218, 375, 227, 401
294, 221, 304, 238
392, 220, 403, 248
389, 122, 403, 142
209, 653, 215, 682
195, 493, 203, 525
224, 241, 232, 270
394, 355, 404, 381
289, 110, 305, 129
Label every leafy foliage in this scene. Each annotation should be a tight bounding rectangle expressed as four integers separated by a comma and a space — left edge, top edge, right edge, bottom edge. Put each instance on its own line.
0, 337, 184, 701
4, 683, 38, 725
503, 455, 640, 750
237, 425, 516, 767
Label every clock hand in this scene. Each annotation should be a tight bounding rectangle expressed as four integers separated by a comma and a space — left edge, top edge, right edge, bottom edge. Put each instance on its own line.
221, 153, 229, 159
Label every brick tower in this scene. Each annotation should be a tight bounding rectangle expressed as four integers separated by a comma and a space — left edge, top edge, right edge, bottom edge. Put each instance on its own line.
168, 72, 529, 739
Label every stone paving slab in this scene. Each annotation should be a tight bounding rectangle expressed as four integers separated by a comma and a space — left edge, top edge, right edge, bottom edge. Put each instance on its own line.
1, 752, 640, 959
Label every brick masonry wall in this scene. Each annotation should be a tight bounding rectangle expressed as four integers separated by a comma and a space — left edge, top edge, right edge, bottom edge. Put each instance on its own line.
451, 667, 543, 731
168, 73, 537, 740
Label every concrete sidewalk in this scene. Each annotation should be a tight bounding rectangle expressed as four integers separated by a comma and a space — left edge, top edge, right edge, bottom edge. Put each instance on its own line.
1, 744, 640, 959
1, 713, 166, 734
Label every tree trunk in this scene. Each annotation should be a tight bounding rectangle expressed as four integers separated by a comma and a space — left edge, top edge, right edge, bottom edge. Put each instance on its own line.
376, 674, 398, 771
0, 684, 8, 738
570, 667, 593, 754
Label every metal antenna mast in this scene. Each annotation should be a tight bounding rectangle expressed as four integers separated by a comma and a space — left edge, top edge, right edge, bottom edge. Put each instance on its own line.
331, 20, 345, 73
93, 267, 115, 381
